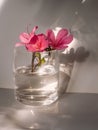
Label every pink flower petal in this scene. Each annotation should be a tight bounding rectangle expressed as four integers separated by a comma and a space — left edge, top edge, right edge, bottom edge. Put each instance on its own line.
32, 26, 38, 34
29, 35, 38, 44
30, 26, 38, 36
46, 29, 55, 44
54, 45, 68, 50
35, 34, 48, 50
19, 33, 30, 43
26, 34, 48, 52
26, 44, 35, 52
61, 34, 73, 45
56, 29, 68, 43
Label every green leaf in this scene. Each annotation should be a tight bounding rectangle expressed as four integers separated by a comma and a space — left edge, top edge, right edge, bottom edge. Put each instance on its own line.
41, 58, 45, 64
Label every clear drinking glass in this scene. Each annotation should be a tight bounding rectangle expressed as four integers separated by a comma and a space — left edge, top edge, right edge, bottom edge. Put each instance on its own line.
13, 46, 60, 106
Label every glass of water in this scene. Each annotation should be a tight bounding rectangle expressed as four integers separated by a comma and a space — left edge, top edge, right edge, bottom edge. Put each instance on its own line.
13, 46, 60, 106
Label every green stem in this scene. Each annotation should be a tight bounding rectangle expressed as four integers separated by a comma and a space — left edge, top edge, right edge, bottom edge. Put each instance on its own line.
31, 52, 35, 72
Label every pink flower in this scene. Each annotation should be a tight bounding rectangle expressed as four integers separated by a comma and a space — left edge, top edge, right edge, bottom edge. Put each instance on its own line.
16, 26, 38, 47
26, 34, 48, 52
16, 26, 48, 52
46, 28, 73, 50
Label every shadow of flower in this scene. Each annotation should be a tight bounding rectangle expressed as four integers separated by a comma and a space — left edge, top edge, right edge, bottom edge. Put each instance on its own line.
75, 47, 90, 62
59, 46, 90, 94
60, 46, 90, 64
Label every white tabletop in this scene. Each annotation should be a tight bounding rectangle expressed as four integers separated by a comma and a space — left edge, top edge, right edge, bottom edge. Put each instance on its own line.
0, 88, 98, 130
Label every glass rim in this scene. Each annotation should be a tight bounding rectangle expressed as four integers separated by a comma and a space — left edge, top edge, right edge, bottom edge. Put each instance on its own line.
14, 46, 60, 53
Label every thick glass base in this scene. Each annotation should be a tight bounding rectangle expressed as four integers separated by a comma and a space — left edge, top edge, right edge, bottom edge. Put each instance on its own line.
15, 90, 58, 106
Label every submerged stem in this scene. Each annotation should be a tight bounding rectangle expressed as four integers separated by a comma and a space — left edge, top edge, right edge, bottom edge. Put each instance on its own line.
47, 51, 51, 64
31, 52, 42, 72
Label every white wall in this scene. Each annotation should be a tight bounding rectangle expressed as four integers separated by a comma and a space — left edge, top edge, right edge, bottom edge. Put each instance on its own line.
0, 0, 98, 93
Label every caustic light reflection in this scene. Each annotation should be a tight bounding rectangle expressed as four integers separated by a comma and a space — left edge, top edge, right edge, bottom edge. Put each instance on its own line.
41, 82, 58, 91
81, 0, 86, 4
0, 0, 6, 11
